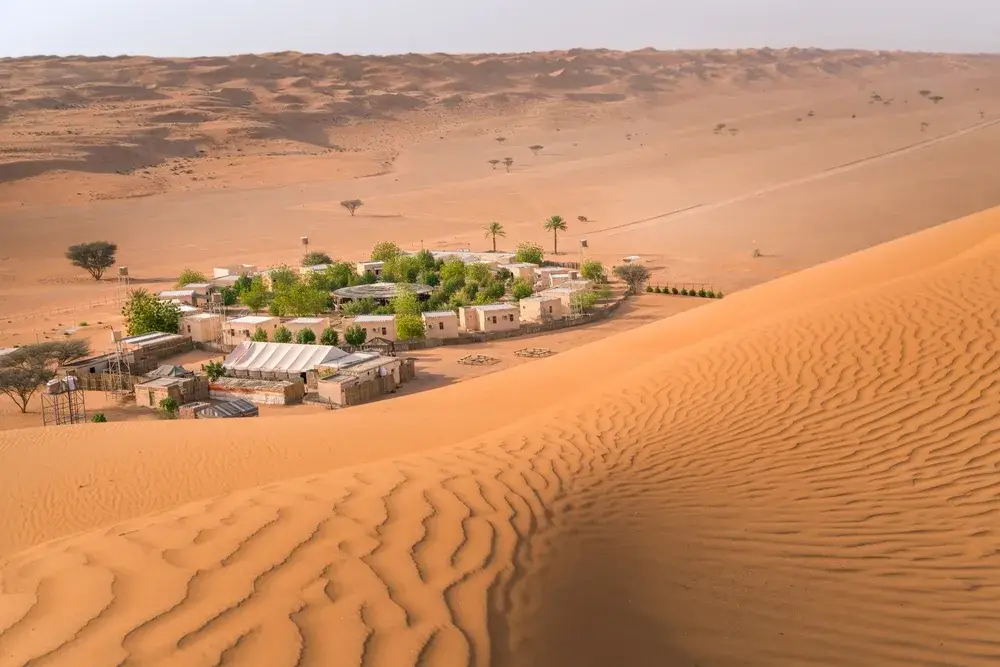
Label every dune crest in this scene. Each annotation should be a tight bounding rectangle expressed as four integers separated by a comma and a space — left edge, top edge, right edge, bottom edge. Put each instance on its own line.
1, 207, 999, 665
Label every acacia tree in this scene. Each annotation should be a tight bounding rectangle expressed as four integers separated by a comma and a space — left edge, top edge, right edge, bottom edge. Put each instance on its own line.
0, 340, 90, 413
502, 157, 514, 172
484, 222, 506, 252
495, 137, 507, 144
614, 263, 652, 295
66, 241, 117, 281
488, 159, 501, 170
528, 145, 544, 155
543, 215, 568, 254
340, 199, 364, 216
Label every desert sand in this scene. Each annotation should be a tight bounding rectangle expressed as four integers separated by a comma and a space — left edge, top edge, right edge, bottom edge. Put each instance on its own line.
0, 204, 998, 666
1, 47, 1000, 666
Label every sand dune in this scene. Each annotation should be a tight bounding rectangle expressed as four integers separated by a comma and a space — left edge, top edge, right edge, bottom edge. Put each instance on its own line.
1, 207, 998, 666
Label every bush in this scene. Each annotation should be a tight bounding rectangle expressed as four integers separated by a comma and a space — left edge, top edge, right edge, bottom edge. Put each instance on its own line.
344, 324, 366, 346
159, 396, 178, 418
645, 285, 654, 293
341, 298, 376, 317
391, 285, 422, 316
716, 291, 724, 299
571, 290, 599, 314
654, 286, 662, 293
614, 264, 652, 295
680, 288, 688, 296
65, 241, 117, 281
204, 360, 226, 381
176, 268, 208, 287
396, 314, 425, 341
320, 327, 339, 346
302, 251, 333, 267
295, 328, 317, 344
514, 242, 544, 265
78, 321, 88, 327
273, 326, 293, 343
580, 260, 606, 282
123, 288, 181, 336
511, 278, 533, 300
240, 277, 270, 313
91, 413, 107, 423
252, 327, 269, 342
671, 287, 679, 295
341, 199, 364, 216
698, 289, 707, 298
706, 290, 715, 298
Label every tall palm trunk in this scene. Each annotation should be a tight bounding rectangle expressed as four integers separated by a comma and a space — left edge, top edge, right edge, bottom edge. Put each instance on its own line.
492, 234, 497, 252
553, 230, 558, 254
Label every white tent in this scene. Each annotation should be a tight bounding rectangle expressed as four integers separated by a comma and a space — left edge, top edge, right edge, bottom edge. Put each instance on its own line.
223, 342, 348, 374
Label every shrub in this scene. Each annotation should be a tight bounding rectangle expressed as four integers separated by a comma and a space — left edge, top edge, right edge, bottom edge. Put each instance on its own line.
571, 290, 599, 314
645, 284, 654, 293
580, 259, 606, 282
320, 327, 339, 346
122, 288, 181, 336
680, 288, 688, 296
65, 241, 117, 281
706, 290, 715, 298
204, 360, 226, 381
302, 251, 333, 267
252, 327, 269, 342
344, 324, 366, 346
159, 396, 178, 418
514, 242, 544, 265
91, 413, 107, 423
176, 268, 208, 287
716, 291, 724, 299
654, 286, 662, 293
341, 298, 376, 316
614, 264, 652, 295
511, 278, 533, 300
273, 326, 293, 343
295, 328, 317, 344
78, 321, 88, 327
672, 287, 679, 295
698, 289, 707, 298
340, 199, 363, 216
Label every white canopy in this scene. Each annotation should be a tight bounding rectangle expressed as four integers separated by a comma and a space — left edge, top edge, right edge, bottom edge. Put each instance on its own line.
224, 342, 348, 373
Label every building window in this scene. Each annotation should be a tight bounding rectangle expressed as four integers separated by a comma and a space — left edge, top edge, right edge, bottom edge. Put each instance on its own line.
381, 327, 387, 335
492, 316, 497, 324
438, 322, 444, 330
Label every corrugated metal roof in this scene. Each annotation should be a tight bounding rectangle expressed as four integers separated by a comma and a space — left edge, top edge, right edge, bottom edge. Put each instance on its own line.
422, 311, 457, 318
518, 295, 560, 303
230, 315, 277, 325
158, 289, 196, 297
201, 399, 258, 418
122, 331, 184, 346
223, 342, 348, 373
473, 303, 517, 311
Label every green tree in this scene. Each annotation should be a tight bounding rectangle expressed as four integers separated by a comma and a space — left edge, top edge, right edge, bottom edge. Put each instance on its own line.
466, 263, 492, 284
543, 215, 568, 254
502, 157, 514, 172
302, 251, 333, 267
233, 274, 253, 295
204, 360, 226, 381
344, 325, 367, 346
341, 199, 364, 216
240, 276, 269, 313
123, 289, 181, 336
440, 258, 467, 284
267, 265, 299, 291
66, 241, 117, 281
371, 241, 403, 262
382, 254, 421, 283
392, 285, 422, 316
613, 264, 652, 295
311, 261, 358, 292
484, 222, 506, 252
514, 242, 544, 265
476, 280, 505, 303
415, 249, 436, 271
571, 290, 599, 313
295, 328, 317, 344
273, 326, 293, 343
511, 278, 533, 300
396, 314, 425, 341
580, 260, 606, 283
360, 271, 378, 284
159, 396, 179, 418
320, 327, 339, 346
220, 286, 238, 306
341, 298, 376, 316
91, 413, 108, 423
272, 283, 329, 316
252, 327, 270, 342
176, 268, 208, 287
0, 340, 90, 413
419, 270, 440, 287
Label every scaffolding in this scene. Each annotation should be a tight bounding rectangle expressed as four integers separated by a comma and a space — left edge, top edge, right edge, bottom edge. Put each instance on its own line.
116, 266, 132, 305
104, 329, 134, 401
41, 378, 87, 426
206, 291, 227, 347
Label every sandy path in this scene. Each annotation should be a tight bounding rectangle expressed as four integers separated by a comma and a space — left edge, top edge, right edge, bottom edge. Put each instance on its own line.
0, 207, 998, 665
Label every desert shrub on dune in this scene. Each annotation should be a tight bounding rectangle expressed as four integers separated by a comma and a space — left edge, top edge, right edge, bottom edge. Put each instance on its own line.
681, 288, 689, 296
529, 144, 544, 155
91, 413, 107, 423
698, 289, 707, 298
671, 287, 679, 295
340, 199, 364, 216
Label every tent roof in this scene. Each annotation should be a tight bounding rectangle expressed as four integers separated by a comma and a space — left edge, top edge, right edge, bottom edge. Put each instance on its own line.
223, 342, 348, 373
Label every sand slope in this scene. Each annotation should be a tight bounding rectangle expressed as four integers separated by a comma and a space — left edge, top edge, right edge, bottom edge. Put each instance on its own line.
1, 207, 999, 666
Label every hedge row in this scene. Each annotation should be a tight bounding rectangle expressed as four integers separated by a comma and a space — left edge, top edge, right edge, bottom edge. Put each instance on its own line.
645, 285, 724, 299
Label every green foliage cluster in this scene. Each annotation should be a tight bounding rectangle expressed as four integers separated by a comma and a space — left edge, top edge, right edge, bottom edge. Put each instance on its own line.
204, 360, 226, 381
396, 314, 425, 341
0, 340, 91, 413
295, 328, 317, 344
159, 396, 179, 418
320, 327, 339, 346
123, 289, 181, 336
91, 413, 108, 423
252, 327, 269, 342
65, 241, 117, 281
511, 278, 534, 300
273, 326, 293, 343
660, 286, 723, 299
176, 268, 208, 288
301, 251, 333, 267
514, 242, 544, 265
344, 325, 367, 346
580, 260, 606, 283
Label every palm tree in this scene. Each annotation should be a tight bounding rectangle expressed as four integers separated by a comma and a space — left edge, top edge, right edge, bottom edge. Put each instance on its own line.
484, 222, 506, 252
543, 215, 568, 255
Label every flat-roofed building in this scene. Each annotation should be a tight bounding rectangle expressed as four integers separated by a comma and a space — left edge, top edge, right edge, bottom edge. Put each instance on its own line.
422, 310, 459, 339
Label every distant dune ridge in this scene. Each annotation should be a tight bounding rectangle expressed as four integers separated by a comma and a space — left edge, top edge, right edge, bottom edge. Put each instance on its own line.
2, 47, 999, 186
0, 207, 998, 666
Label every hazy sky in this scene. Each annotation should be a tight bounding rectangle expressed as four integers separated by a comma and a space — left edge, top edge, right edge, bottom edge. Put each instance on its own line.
2, 0, 998, 58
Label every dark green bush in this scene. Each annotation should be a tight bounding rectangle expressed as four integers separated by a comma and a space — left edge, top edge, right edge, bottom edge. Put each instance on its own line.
645, 285, 654, 293
716, 291, 724, 299
671, 287, 679, 295
91, 413, 107, 423
654, 286, 662, 293
680, 288, 688, 296
706, 290, 715, 298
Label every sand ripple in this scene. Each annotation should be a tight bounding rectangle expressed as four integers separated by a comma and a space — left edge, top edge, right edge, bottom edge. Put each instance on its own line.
1, 215, 999, 666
